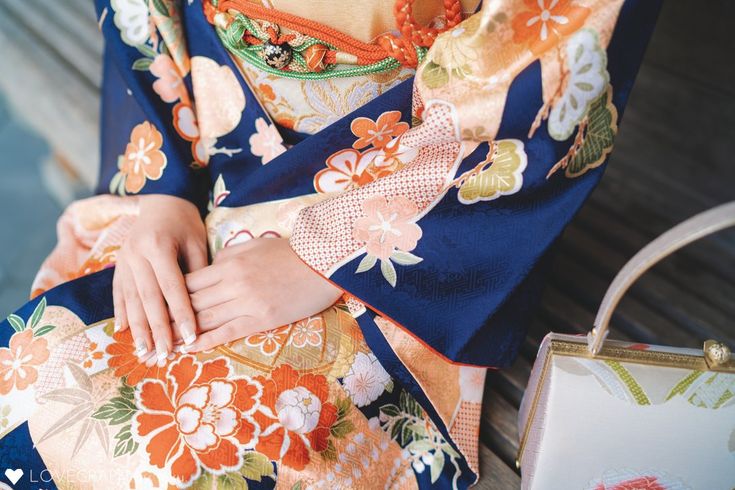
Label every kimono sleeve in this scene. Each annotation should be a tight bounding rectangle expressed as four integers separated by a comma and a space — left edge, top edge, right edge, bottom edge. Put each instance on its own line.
289, 0, 662, 366
95, 0, 209, 209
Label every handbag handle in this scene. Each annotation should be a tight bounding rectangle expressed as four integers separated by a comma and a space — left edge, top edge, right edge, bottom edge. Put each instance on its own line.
588, 201, 735, 355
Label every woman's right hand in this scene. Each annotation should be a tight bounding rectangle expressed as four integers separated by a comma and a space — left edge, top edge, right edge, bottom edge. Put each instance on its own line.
112, 194, 208, 364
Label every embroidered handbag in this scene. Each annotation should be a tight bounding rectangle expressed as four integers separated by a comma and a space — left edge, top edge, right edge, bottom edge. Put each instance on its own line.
517, 201, 735, 489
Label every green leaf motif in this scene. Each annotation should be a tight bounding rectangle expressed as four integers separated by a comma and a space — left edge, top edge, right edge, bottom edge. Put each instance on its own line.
135, 43, 158, 59
112, 424, 138, 458
355, 254, 378, 273
390, 250, 423, 266
430, 447, 445, 483
132, 58, 153, 71
33, 325, 56, 337
7, 314, 25, 332
421, 61, 449, 89
566, 85, 618, 178
380, 259, 397, 288
29, 297, 47, 329
239, 452, 274, 482
150, 0, 169, 17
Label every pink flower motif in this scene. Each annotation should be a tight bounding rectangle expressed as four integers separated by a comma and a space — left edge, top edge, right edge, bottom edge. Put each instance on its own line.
150, 54, 187, 103
313, 148, 378, 194
249, 117, 286, 164
352, 196, 423, 261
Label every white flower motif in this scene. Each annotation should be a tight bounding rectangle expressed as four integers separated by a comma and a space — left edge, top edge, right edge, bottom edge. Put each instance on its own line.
342, 352, 391, 407
111, 0, 150, 46
548, 29, 609, 141
275, 386, 322, 434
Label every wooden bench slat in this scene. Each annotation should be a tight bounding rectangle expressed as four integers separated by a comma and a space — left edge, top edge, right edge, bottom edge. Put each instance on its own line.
480, 387, 520, 470
27, 0, 104, 62
1, 0, 101, 90
558, 226, 735, 345
575, 201, 735, 319
475, 443, 521, 490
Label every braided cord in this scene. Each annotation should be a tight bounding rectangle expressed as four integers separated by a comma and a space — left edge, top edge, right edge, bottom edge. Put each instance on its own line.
217, 13, 426, 80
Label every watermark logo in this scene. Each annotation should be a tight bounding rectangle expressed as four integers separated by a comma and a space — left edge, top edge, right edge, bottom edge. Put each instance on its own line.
3, 468, 23, 485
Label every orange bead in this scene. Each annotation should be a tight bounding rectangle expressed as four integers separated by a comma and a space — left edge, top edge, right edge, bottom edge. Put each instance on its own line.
304, 43, 329, 72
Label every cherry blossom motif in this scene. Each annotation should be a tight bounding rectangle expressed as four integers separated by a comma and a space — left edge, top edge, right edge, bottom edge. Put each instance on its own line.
132, 356, 262, 487
252, 365, 340, 470
249, 117, 287, 164
244, 325, 292, 356
313, 148, 378, 193
351, 111, 409, 150
288, 317, 324, 348
341, 352, 391, 407
150, 54, 187, 103
0, 329, 49, 395
511, 0, 590, 55
352, 195, 423, 261
120, 121, 167, 193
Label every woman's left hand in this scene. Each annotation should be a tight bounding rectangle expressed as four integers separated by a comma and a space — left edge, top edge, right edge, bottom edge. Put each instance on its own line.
182, 237, 343, 352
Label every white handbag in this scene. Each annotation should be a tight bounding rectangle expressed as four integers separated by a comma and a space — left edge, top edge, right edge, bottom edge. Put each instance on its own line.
517, 202, 735, 489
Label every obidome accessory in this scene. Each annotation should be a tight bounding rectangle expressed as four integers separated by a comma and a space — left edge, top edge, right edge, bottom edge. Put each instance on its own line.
205, 0, 463, 78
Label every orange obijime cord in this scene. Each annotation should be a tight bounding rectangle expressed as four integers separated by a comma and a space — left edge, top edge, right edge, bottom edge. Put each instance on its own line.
211, 0, 463, 73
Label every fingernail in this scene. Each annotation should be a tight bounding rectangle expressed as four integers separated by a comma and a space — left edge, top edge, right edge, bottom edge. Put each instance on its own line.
156, 347, 168, 360
134, 339, 148, 358
179, 344, 191, 354
180, 322, 196, 345
113, 320, 121, 332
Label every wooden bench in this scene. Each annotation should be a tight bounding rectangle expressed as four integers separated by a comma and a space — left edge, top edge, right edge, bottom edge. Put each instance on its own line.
1, 1, 733, 488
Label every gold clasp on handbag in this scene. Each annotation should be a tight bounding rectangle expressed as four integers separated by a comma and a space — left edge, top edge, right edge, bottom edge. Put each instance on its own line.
703, 340, 733, 370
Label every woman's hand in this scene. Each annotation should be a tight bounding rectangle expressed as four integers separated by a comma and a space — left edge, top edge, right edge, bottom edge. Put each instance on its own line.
183, 237, 343, 352
113, 194, 208, 363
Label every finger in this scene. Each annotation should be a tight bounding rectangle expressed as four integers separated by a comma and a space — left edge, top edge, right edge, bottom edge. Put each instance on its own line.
182, 317, 259, 353
182, 240, 209, 273
189, 281, 235, 313
112, 265, 128, 332
150, 252, 198, 346
196, 299, 247, 332
185, 263, 226, 292
122, 265, 153, 359
130, 257, 173, 364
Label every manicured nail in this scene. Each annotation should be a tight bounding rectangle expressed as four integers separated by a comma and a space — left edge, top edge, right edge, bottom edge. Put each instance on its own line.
113, 320, 121, 332
180, 322, 196, 345
178, 344, 190, 354
134, 339, 148, 358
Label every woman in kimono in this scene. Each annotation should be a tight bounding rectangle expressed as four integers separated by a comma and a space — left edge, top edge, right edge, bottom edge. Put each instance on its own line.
0, 0, 660, 488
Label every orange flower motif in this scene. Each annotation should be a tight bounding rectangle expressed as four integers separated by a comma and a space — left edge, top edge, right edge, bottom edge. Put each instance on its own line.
313, 148, 378, 194
0, 329, 49, 394
106, 329, 172, 386
121, 121, 168, 193
244, 324, 292, 356
133, 355, 263, 487
82, 342, 105, 369
77, 246, 118, 278
351, 111, 409, 150
253, 364, 339, 470
352, 195, 423, 261
511, 0, 590, 55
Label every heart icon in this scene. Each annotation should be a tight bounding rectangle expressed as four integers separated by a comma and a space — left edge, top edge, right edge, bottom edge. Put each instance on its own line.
4, 468, 23, 485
